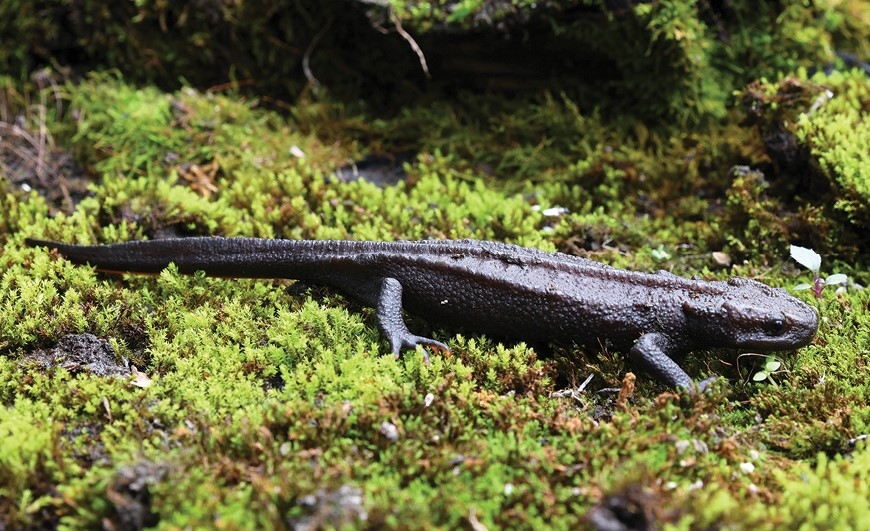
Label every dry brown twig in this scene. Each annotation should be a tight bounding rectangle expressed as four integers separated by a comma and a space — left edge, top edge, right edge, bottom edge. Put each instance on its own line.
389, 8, 430, 78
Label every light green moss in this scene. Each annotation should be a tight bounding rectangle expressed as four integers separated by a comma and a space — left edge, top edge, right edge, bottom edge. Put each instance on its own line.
774, 445, 870, 528
795, 70, 870, 225
1, 12, 870, 524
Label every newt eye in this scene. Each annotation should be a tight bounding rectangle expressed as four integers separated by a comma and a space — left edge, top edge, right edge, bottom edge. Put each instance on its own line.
765, 318, 786, 336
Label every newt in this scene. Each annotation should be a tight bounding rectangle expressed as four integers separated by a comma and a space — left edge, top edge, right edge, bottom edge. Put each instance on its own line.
25, 237, 819, 389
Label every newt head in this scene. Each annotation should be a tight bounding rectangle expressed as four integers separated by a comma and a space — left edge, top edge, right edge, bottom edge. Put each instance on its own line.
684, 277, 819, 351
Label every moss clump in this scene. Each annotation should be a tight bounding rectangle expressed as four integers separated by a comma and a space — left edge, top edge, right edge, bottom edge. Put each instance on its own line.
2, 1, 865, 124
795, 71, 870, 226
736, 69, 870, 261
774, 445, 870, 528
1, 2, 870, 526
1, 73, 868, 527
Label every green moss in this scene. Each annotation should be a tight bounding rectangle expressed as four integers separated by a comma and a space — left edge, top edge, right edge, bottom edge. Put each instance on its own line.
4, 1, 862, 126
674, 444, 870, 528
773, 445, 870, 528
735, 69, 870, 263
2, 4, 870, 525
722, 166, 791, 260
0, 397, 60, 526
795, 70, 870, 225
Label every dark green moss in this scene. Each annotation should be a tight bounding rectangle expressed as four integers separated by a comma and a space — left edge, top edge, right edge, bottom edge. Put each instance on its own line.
3, 1, 863, 124
2, 2, 870, 528
736, 70, 870, 266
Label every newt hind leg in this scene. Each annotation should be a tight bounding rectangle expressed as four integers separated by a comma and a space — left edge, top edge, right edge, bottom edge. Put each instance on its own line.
376, 277, 450, 363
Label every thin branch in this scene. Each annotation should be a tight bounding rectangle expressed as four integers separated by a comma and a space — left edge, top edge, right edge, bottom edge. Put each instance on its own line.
391, 9, 430, 79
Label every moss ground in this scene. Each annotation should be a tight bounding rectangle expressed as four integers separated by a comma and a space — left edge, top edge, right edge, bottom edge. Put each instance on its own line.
2, 1, 870, 529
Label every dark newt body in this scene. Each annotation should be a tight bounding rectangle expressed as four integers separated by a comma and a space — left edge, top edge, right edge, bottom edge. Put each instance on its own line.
25, 237, 819, 389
